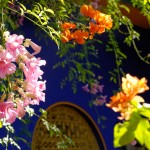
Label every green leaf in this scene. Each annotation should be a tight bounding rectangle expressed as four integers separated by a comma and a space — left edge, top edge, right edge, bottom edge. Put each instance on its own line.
114, 112, 141, 148
114, 122, 135, 147
45, 9, 54, 15
20, 8, 25, 16
34, 2, 43, 10
39, 108, 47, 119
144, 0, 148, 5
101, 116, 107, 121
117, 50, 127, 59
144, 0, 146, 5
18, 3, 27, 11
15, 69, 23, 77
29, 11, 39, 19
58, 0, 65, 5
9, 138, 21, 150
41, 21, 47, 26
15, 137, 28, 145
134, 118, 149, 145
0, 121, 3, 128
49, 130, 54, 137
144, 130, 150, 149
138, 107, 150, 118
119, 4, 130, 13
0, 84, 4, 92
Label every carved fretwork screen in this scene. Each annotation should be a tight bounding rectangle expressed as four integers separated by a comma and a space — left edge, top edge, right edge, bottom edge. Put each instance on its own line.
32, 102, 106, 150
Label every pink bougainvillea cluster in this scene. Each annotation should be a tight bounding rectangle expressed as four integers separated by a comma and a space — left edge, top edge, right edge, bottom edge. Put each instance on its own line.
0, 31, 46, 124
82, 78, 107, 106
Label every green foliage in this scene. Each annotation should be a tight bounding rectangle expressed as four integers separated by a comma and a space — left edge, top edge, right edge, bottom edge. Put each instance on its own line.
144, 0, 150, 5
131, 0, 150, 23
0, 121, 2, 128
138, 107, 150, 118
114, 112, 140, 147
134, 118, 149, 146
54, 38, 101, 93
0, 0, 9, 7
40, 109, 75, 149
106, 30, 126, 85
114, 105, 150, 149
104, 0, 150, 86
4, 0, 91, 46
0, 123, 21, 150
16, 2, 60, 46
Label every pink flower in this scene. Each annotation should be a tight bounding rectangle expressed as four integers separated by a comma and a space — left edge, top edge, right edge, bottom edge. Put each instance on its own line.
0, 32, 46, 125
0, 50, 13, 63
37, 81, 46, 91
24, 39, 41, 56
35, 81, 46, 101
93, 95, 107, 106
5, 34, 26, 60
91, 83, 98, 94
22, 57, 46, 82
0, 61, 16, 78
0, 102, 18, 124
16, 100, 26, 119
82, 84, 90, 92
30, 40, 41, 56
29, 99, 40, 105
91, 83, 104, 94
23, 64, 43, 82
25, 80, 46, 104
6, 106, 18, 124
21, 98, 30, 107
97, 84, 104, 93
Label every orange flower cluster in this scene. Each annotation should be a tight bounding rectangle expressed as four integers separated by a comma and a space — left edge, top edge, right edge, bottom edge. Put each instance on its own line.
106, 74, 149, 120
61, 4, 113, 44
61, 22, 89, 44
80, 4, 113, 39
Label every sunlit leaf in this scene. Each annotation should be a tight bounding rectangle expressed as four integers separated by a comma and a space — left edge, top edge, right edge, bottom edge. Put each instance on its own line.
144, 0, 148, 5
114, 122, 134, 147
144, 130, 150, 149
0, 121, 2, 128
134, 118, 149, 145
114, 112, 141, 148
45, 9, 54, 15
119, 4, 130, 13
58, 0, 65, 5
138, 107, 150, 118
18, 3, 26, 11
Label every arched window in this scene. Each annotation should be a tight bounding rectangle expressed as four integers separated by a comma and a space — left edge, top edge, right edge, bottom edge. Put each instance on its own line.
32, 102, 107, 150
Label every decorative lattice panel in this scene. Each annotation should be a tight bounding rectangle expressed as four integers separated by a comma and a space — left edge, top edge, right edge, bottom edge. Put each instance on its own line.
32, 102, 106, 150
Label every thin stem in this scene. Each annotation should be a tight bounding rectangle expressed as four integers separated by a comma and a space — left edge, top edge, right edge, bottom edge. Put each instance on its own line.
94, 105, 105, 128
33, 113, 40, 118
126, 23, 150, 65
1, 7, 3, 29
6, 6, 51, 39
114, 46, 121, 87
83, 44, 91, 82
109, 31, 122, 88
0, 0, 5, 47
6, 131, 9, 150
